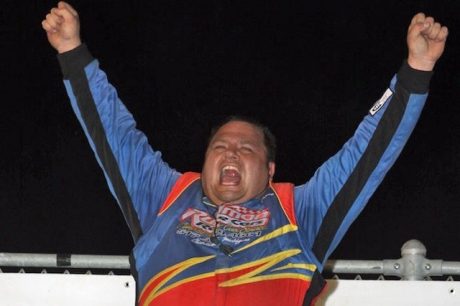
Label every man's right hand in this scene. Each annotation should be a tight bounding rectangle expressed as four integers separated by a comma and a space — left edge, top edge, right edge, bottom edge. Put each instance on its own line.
42, 1, 81, 54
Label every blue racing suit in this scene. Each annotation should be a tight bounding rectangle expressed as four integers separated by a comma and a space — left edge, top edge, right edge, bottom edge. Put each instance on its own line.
57, 43, 433, 305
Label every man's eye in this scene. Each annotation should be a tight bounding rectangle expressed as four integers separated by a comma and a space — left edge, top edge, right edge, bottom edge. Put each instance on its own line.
241, 147, 253, 152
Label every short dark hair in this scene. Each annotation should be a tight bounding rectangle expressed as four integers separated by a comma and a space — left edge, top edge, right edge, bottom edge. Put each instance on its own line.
207, 115, 277, 163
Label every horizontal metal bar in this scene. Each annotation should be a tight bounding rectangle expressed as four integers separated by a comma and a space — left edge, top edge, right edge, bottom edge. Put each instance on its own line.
0, 253, 130, 270
1, 240, 460, 279
441, 262, 460, 275
324, 260, 384, 274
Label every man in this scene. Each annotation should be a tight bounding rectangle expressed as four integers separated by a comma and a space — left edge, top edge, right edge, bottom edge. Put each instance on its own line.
42, 2, 448, 305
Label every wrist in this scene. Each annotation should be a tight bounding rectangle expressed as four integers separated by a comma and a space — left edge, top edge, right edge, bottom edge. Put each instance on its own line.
407, 56, 436, 71
57, 39, 82, 54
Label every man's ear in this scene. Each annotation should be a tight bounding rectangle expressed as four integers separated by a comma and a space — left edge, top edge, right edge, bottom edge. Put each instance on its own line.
268, 162, 276, 181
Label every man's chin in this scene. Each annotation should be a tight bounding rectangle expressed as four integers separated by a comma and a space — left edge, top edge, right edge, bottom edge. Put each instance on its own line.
214, 189, 244, 204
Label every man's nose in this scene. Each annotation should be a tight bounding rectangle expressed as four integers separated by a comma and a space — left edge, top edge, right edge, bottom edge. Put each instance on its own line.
224, 147, 239, 159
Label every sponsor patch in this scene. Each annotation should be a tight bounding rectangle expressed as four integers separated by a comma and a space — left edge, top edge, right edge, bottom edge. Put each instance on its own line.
369, 88, 393, 116
178, 204, 270, 246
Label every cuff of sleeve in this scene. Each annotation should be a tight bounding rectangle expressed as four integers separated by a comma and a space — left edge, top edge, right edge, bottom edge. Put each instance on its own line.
397, 60, 433, 94
57, 44, 94, 79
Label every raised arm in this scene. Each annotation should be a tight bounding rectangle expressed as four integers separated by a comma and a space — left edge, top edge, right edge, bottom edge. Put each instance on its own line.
42, 1, 81, 53
42, 2, 180, 242
294, 13, 448, 266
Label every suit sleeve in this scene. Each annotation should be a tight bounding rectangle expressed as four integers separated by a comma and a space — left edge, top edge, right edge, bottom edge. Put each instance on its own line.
57, 44, 181, 243
294, 61, 433, 266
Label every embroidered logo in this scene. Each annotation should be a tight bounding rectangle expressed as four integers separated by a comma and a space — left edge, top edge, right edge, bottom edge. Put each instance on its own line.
216, 204, 270, 228
177, 204, 271, 246
180, 208, 215, 234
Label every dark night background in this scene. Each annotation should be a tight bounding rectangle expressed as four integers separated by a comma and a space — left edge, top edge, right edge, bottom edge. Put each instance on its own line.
2, 0, 459, 265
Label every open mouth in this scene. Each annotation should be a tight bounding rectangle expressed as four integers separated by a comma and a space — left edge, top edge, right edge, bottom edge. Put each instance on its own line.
220, 165, 242, 186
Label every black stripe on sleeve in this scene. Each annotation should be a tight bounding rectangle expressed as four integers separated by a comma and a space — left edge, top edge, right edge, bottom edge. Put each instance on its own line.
61, 46, 143, 243
312, 82, 410, 264
311, 60, 434, 263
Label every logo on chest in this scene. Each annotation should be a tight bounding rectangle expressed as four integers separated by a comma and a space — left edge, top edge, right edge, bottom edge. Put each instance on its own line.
177, 204, 271, 245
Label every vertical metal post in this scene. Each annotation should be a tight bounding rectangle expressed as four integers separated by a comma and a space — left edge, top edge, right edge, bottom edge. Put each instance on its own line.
400, 239, 428, 280
383, 239, 443, 280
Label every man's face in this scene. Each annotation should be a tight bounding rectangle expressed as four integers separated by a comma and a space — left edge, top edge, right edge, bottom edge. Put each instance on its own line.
201, 121, 275, 205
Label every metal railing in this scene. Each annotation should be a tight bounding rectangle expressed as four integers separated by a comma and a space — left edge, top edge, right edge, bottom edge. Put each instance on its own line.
325, 240, 460, 280
1, 239, 459, 280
